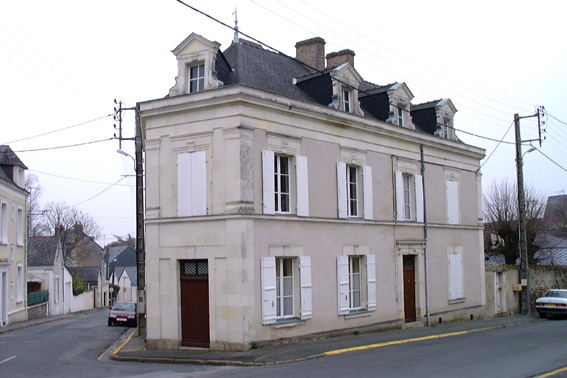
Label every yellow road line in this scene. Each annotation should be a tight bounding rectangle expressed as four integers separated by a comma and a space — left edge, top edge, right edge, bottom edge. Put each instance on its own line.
324, 330, 469, 356
112, 329, 136, 355
534, 366, 567, 378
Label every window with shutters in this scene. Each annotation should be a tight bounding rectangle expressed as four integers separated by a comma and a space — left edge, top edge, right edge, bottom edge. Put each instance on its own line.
395, 168, 423, 222
261, 255, 312, 324
17, 263, 23, 303
0, 202, 8, 244
177, 150, 207, 217
262, 151, 309, 217
337, 162, 373, 220
445, 171, 460, 225
448, 246, 464, 302
16, 208, 24, 246
337, 254, 376, 315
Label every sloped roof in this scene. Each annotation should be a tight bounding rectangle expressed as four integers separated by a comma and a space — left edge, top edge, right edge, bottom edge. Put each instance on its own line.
222, 41, 314, 103
28, 237, 59, 267
0, 145, 27, 168
68, 266, 100, 285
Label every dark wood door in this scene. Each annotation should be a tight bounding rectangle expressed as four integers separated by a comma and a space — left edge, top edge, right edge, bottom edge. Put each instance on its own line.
180, 260, 210, 348
403, 255, 416, 322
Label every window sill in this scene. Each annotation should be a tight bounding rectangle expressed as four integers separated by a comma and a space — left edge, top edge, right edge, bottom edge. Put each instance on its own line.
448, 298, 465, 305
344, 310, 371, 320
271, 318, 303, 328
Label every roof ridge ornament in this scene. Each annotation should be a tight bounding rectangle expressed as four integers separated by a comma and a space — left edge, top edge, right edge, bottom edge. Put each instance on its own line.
232, 8, 239, 44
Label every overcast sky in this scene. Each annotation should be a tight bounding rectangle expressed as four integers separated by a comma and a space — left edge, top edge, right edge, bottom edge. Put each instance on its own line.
1, 0, 565, 246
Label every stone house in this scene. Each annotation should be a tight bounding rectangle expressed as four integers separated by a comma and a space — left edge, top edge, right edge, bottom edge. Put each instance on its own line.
139, 33, 485, 350
0, 145, 28, 327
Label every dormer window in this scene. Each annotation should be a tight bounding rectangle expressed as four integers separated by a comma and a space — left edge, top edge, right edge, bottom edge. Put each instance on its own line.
397, 107, 404, 127
342, 89, 351, 112
188, 64, 205, 93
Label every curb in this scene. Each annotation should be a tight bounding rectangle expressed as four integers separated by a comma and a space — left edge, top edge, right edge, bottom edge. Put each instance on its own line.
108, 317, 543, 367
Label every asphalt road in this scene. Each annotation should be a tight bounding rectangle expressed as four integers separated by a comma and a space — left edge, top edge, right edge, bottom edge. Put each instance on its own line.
1, 309, 566, 378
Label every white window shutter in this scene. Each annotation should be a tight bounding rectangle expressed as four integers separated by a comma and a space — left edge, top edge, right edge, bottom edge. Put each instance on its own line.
192, 150, 207, 216
449, 247, 464, 300
296, 155, 309, 217
261, 257, 277, 324
299, 256, 312, 320
337, 256, 350, 315
262, 150, 275, 215
177, 153, 193, 216
337, 162, 347, 219
415, 174, 424, 223
363, 166, 373, 220
395, 171, 404, 221
446, 180, 459, 225
366, 254, 376, 312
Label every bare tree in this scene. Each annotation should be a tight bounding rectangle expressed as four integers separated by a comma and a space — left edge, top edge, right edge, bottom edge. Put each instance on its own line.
544, 195, 567, 238
39, 201, 102, 255
483, 181, 547, 264
24, 174, 50, 236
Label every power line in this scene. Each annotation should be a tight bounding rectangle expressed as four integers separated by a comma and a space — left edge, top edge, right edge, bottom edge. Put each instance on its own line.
73, 177, 127, 207
29, 169, 133, 186
14, 138, 113, 152
477, 122, 515, 171
533, 147, 567, 174
2, 114, 112, 145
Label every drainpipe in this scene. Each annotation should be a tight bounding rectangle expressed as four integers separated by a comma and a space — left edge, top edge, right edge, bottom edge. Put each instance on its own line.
421, 145, 431, 327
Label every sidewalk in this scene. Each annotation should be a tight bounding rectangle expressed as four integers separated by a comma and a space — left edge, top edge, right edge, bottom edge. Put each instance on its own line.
109, 314, 542, 366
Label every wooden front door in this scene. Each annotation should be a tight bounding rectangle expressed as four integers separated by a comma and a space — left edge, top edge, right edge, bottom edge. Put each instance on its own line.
180, 260, 210, 348
403, 255, 416, 322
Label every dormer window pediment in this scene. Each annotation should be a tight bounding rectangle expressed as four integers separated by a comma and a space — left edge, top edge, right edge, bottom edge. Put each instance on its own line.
387, 83, 414, 129
330, 64, 363, 115
169, 33, 223, 97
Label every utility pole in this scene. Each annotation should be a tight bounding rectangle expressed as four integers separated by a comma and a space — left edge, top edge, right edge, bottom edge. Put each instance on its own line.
514, 106, 545, 315
114, 99, 145, 337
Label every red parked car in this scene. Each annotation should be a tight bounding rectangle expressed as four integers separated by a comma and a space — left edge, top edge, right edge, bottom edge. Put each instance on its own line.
108, 301, 137, 327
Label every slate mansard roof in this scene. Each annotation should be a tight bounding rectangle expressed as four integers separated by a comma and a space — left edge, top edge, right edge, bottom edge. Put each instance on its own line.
208, 39, 457, 139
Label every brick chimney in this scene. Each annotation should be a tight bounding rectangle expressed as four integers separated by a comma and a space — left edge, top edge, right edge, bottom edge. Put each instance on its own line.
326, 49, 355, 69
295, 37, 326, 72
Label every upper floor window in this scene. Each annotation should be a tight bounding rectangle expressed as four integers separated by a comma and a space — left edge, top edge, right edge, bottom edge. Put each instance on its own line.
262, 150, 309, 217
274, 155, 290, 213
177, 151, 207, 217
342, 89, 351, 112
395, 169, 423, 222
1, 202, 8, 244
188, 64, 205, 93
337, 162, 373, 220
397, 107, 404, 127
16, 208, 24, 246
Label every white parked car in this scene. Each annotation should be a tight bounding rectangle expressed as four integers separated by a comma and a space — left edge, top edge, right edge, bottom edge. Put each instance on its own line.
535, 289, 567, 318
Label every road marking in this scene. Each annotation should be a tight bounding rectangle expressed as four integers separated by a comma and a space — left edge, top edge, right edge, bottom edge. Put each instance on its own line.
112, 329, 136, 355
324, 330, 470, 356
535, 366, 567, 378
0, 356, 16, 364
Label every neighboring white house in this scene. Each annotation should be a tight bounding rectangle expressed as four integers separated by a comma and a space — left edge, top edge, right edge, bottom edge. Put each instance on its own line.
0, 145, 28, 327
111, 267, 137, 303
139, 33, 486, 350
27, 236, 73, 315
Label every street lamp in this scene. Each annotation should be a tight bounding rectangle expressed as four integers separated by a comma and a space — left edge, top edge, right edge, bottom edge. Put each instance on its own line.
116, 148, 135, 165
519, 145, 535, 314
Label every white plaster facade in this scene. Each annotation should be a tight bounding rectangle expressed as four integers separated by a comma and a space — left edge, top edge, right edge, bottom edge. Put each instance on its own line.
139, 34, 486, 350
0, 149, 28, 327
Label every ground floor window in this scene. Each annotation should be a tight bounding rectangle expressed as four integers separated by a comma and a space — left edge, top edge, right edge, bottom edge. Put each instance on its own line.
337, 255, 376, 315
261, 256, 312, 324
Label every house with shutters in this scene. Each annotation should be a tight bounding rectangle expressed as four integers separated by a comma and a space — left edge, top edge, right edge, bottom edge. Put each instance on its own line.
139, 33, 485, 350
0, 145, 28, 327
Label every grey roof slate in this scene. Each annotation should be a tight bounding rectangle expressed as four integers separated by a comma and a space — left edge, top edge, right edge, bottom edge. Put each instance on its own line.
28, 237, 59, 267
68, 267, 100, 285
0, 145, 27, 168
222, 42, 314, 103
